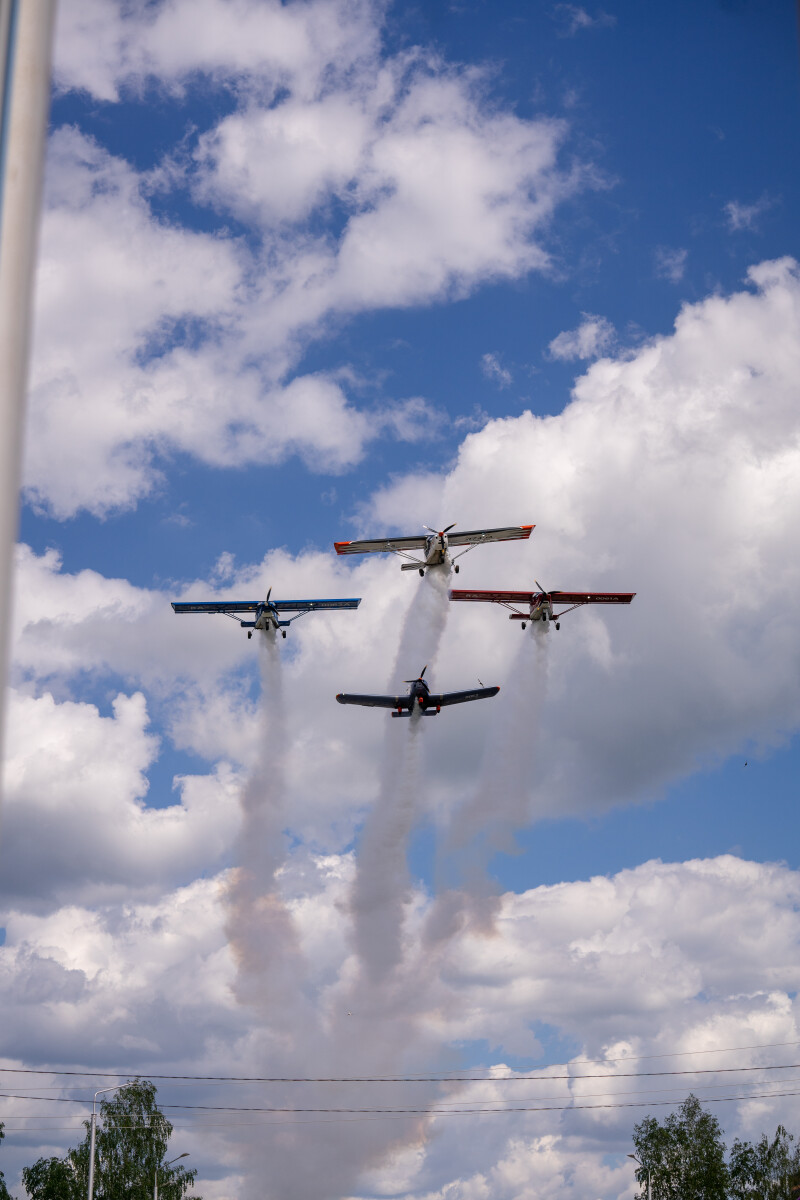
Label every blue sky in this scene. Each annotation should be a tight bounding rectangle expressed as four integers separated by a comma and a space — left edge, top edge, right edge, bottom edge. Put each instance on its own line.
2, 3, 800, 1199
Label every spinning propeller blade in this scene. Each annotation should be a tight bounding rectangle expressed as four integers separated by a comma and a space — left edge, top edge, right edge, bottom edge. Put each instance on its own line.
423, 523, 456, 535
266, 587, 272, 603
404, 664, 428, 683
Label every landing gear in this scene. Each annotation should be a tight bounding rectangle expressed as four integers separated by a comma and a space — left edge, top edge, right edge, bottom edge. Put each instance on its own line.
281, 629, 287, 639
247, 631, 252, 639
419, 568, 425, 577
454, 564, 459, 574
521, 621, 527, 630
555, 622, 560, 630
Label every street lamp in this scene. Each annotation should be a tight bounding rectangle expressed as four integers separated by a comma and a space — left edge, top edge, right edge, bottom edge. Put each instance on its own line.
155, 1152, 189, 1200
628, 1153, 651, 1200
87, 1085, 127, 1200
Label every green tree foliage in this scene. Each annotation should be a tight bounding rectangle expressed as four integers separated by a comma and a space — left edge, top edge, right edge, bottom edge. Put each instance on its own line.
728, 1125, 800, 1200
21, 1157, 80, 1200
21, 1081, 198, 1200
0, 1121, 12, 1200
632, 1094, 729, 1200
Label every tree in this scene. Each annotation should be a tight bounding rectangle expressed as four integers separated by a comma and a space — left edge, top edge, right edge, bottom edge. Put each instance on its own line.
728, 1124, 800, 1200
21, 1158, 80, 1200
21, 1081, 199, 1200
0, 1120, 12, 1200
632, 1094, 729, 1200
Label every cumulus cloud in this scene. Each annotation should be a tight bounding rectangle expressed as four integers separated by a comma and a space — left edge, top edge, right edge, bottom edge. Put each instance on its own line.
3, 853, 800, 1199
547, 312, 615, 360
15, 259, 800, 853
29, 0, 585, 517
8, 259, 800, 1198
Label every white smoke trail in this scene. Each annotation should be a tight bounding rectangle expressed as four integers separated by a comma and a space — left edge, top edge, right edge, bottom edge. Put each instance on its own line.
427, 624, 551, 934
225, 630, 308, 1024
229, 580, 472, 1200
349, 568, 451, 982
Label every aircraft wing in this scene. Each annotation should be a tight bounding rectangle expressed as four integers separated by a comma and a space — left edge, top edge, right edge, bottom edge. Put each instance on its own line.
336, 693, 411, 709
548, 591, 636, 605
428, 686, 500, 707
446, 524, 534, 547
449, 589, 636, 605
334, 536, 427, 555
273, 598, 361, 612
449, 589, 534, 604
172, 601, 261, 614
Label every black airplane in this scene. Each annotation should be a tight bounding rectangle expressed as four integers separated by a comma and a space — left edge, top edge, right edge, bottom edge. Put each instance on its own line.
336, 666, 499, 718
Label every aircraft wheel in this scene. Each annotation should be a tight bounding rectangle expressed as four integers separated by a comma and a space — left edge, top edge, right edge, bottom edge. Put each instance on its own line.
521, 622, 526, 631
454, 564, 459, 574
247, 631, 252, 639
282, 630, 287, 639
555, 622, 560, 631
419, 568, 425, 577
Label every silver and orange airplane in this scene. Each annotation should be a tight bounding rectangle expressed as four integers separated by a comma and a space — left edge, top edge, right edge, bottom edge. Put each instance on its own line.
334, 523, 534, 576
449, 581, 635, 630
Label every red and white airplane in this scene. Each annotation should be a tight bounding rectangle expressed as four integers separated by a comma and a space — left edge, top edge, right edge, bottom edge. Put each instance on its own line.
334, 523, 534, 576
449, 581, 635, 630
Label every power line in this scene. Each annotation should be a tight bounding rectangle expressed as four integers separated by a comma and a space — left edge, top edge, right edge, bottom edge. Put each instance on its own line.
2, 1055, 800, 1086
2, 1088, 800, 1125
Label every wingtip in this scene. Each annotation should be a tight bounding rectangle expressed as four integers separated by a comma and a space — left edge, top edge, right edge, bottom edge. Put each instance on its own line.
333, 541, 350, 554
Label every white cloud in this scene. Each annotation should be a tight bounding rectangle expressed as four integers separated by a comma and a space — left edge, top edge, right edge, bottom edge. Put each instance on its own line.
0, 688, 240, 910
53, 0, 381, 103
654, 245, 687, 283
2, 854, 800, 1199
547, 312, 615, 360
481, 353, 513, 388
29, 4, 586, 516
724, 195, 774, 232
9, 258, 800, 1196
553, 5, 617, 37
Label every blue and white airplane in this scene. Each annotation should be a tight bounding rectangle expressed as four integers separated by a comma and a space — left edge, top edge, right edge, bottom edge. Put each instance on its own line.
172, 589, 361, 639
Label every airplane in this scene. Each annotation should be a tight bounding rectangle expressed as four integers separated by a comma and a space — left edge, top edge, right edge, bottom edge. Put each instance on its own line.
333, 523, 534, 576
171, 589, 361, 639
449, 581, 635, 630
336, 665, 499, 717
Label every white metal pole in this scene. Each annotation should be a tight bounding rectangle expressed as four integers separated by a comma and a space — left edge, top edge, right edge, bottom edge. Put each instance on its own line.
0, 0, 57, 809
86, 1108, 97, 1200
88, 1085, 126, 1200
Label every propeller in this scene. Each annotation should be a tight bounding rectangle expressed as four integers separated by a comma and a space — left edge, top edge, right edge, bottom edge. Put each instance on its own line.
404, 665, 428, 683
535, 580, 559, 597
265, 587, 272, 603
423, 523, 456, 536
